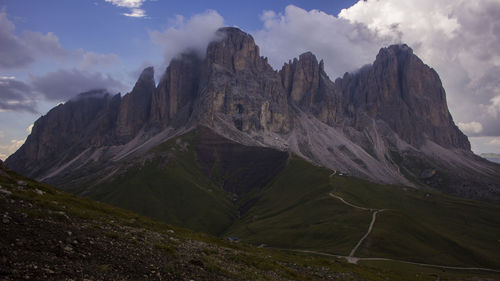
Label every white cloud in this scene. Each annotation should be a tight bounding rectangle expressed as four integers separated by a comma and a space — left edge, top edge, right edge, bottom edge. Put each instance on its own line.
104, 0, 147, 18
123, 8, 146, 18
149, 10, 224, 64
26, 124, 33, 133
105, 0, 144, 8
0, 138, 26, 160
457, 121, 483, 135
487, 95, 500, 118
254, 5, 391, 78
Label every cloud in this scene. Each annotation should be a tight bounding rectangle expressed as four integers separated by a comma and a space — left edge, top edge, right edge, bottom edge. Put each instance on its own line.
21, 30, 70, 59
0, 76, 37, 113
457, 121, 483, 135
469, 136, 500, 154
486, 96, 500, 118
26, 124, 33, 133
30, 69, 126, 101
0, 138, 25, 160
123, 8, 146, 18
79, 52, 119, 69
0, 10, 119, 71
487, 138, 500, 146
337, 0, 500, 137
0, 10, 71, 70
254, 5, 393, 79
105, 0, 144, 8
0, 10, 36, 69
149, 10, 224, 64
105, 0, 147, 18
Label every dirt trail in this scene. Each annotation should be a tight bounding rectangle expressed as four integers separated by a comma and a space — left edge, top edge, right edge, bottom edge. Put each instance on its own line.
348, 209, 384, 257
328, 192, 383, 259
328, 193, 371, 211
281, 249, 500, 273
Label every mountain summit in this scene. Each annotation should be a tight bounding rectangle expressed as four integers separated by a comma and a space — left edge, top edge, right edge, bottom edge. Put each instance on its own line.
5, 27, 500, 201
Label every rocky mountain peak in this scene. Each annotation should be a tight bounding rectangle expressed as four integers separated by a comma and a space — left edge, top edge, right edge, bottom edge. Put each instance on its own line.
135, 66, 155, 87
150, 52, 201, 126
205, 27, 271, 72
280, 51, 323, 104
340, 43, 470, 150
71, 89, 111, 101
116, 67, 155, 139
376, 44, 413, 61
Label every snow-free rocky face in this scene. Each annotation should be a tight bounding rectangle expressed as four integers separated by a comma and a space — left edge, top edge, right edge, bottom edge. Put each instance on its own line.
6, 27, 500, 202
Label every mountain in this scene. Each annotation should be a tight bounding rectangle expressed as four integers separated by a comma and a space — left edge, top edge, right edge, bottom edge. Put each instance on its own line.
6, 27, 499, 202
3, 27, 500, 275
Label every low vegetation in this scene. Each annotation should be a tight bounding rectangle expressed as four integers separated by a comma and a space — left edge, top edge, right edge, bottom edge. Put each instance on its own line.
1, 162, 499, 279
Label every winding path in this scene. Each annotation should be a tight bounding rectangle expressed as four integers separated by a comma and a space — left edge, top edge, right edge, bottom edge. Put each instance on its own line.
281, 249, 500, 273
348, 209, 384, 257
328, 193, 372, 211
328, 192, 383, 258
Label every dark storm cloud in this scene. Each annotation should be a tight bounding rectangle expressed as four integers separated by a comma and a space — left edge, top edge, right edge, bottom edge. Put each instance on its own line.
30, 69, 126, 101
0, 77, 37, 113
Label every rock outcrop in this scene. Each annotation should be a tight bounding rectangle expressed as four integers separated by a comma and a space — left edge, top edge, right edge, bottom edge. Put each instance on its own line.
150, 53, 201, 128
280, 52, 343, 126
192, 27, 291, 134
117, 67, 155, 140
6, 90, 121, 179
339, 44, 470, 150
5, 27, 500, 201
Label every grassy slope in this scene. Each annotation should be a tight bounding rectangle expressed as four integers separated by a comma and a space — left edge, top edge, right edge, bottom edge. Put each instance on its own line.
62, 128, 499, 273
5, 163, 492, 280
332, 176, 500, 268
227, 156, 500, 269
85, 129, 237, 235
227, 156, 371, 255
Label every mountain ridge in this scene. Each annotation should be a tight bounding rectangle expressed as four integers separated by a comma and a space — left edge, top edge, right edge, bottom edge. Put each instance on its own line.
5, 26, 500, 201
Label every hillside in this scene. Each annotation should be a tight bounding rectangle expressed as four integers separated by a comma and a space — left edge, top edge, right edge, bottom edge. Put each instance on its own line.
1, 161, 499, 280
16, 127, 499, 272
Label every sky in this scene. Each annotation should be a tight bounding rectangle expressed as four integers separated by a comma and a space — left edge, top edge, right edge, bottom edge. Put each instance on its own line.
1, 0, 500, 159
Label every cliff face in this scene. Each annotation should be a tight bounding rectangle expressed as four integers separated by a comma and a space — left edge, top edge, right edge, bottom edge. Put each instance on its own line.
150, 53, 201, 128
339, 44, 470, 150
5, 27, 499, 201
280, 52, 343, 126
117, 67, 155, 140
6, 90, 121, 179
193, 27, 291, 134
